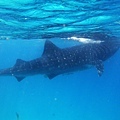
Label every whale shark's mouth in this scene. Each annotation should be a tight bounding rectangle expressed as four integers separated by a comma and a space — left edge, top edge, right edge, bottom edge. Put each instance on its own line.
66, 37, 104, 44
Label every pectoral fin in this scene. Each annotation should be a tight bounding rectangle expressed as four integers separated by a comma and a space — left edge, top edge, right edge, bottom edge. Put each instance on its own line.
94, 60, 104, 76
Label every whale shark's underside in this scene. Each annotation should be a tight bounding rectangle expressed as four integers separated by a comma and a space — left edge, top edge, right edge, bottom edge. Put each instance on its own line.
0, 33, 119, 81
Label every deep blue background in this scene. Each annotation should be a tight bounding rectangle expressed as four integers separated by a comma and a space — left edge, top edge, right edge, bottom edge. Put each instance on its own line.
0, 39, 120, 120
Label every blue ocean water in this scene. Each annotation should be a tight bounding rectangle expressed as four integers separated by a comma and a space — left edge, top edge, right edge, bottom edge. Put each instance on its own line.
0, 0, 120, 120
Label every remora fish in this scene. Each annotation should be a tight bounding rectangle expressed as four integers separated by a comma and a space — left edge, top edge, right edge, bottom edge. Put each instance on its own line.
0, 33, 119, 81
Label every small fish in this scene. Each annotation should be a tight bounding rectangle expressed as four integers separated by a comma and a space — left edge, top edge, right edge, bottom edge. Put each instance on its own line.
16, 112, 19, 120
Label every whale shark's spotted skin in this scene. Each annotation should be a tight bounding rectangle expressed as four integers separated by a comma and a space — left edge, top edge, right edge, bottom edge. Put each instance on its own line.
0, 33, 119, 81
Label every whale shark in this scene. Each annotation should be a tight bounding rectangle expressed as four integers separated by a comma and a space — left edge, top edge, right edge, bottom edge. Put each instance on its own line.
0, 33, 119, 81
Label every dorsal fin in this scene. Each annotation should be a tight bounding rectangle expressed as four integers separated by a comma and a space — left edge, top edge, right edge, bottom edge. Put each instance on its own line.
42, 40, 61, 56
14, 59, 26, 66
